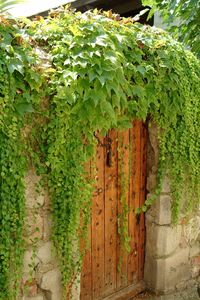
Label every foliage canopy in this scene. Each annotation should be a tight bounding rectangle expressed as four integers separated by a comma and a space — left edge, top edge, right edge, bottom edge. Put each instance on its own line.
142, 0, 200, 57
0, 8, 199, 298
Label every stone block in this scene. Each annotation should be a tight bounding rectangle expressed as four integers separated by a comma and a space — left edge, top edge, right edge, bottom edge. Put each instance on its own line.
37, 242, 52, 265
183, 216, 200, 244
37, 262, 55, 275
191, 255, 200, 266
147, 174, 157, 192
145, 248, 190, 293
40, 268, 62, 300
189, 241, 200, 258
43, 212, 52, 241
162, 247, 190, 288
161, 177, 170, 194
23, 249, 40, 273
26, 212, 43, 244
146, 222, 182, 257
148, 123, 159, 164
191, 265, 200, 278
144, 254, 158, 289
36, 194, 45, 207
156, 195, 171, 225
23, 278, 38, 297
25, 170, 45, 209
145, 195, 171, 225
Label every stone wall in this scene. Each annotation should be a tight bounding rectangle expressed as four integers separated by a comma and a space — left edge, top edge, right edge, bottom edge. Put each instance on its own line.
21, 125, 200, 300
144, 123, 200, 296
21, 169, 63, 300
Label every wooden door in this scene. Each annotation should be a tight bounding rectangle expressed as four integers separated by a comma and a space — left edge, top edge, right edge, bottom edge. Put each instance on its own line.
81, 120, 146, 300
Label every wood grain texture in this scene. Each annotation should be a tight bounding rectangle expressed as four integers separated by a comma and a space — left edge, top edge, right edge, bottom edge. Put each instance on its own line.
138, 123, 147, 281
92, 138, 105, 299
81, 122, 146, 300
102, 281, 145, 300
116, 128, 130, 290
104, 130, 118, 296
128, 120, 141, 285
80, 162, 92, 300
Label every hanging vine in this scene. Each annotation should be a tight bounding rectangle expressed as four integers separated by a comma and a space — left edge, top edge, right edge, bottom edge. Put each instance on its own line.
0, 7, 199, 298
0, 17, 42, 299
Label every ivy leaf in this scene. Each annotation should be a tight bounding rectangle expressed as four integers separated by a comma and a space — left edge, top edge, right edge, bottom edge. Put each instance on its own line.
115, 34, 124, 43
104, 51, 117, 64
63, 70, 78, 80
100, 100, 116, 124
15, 102, 34, 116
7, 60, 24, 75
91, 34, 107, 47
136, 65, 146, 76
98, 75, 106, 86
132, 85, 145, 98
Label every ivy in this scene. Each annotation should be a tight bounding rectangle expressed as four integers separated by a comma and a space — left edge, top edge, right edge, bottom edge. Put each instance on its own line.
0, 8, 199, 298
142, 0, 200, 58
0, 17, 41, 299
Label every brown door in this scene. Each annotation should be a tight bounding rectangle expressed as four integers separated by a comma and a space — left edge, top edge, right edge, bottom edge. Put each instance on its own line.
81, 120, 146, 300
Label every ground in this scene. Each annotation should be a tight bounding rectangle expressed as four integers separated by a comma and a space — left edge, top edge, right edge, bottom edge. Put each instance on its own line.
132, 287, 200, 300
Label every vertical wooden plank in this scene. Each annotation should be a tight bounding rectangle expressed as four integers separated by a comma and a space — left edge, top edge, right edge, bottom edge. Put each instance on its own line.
81, 122, 147, 300
116, 128, 130, 289
80, 229, 92, 300
80, 161, 92, 300
92, 138, 105, 299
104, 130, 118, 296
128, 120, 141, 285
138, 122, 147, 280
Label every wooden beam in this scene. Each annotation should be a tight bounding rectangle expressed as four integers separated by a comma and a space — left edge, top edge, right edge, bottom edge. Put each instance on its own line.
102, 281, 145, 300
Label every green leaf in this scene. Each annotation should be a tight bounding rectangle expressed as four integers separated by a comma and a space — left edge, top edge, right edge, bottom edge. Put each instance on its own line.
100, 100, 116, 120
7, 60, 24, 75
15, 102, 34, 116
136, 66, 146, 76
132, 85, 145, 98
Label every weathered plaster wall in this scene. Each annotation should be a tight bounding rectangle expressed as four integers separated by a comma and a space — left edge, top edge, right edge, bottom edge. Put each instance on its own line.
144, 123, 200, 296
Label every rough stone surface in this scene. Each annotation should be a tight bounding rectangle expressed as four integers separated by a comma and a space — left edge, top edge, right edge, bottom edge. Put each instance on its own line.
25, 170, 45, 209
37, 242, 52, 265
24, 296, 44, 300
161, 177, 171, 194
145, 241, 190, 292
145, 222, 182, 257
22, 167, 80, 300
40, 269, 62, 300
184, 217, 200, 244
23, 249, 40, 272
26, 212, 44, 243
147, 173, 157, 192
131, 285, 199, 300
160, 247, 190, 291
22, 125, 200, 300
133, 286, 199, 300
146, 192, 171, 226
42, 212, 52, 241
145, 123, 200, 296
155, 195, 171, 225
190, 242, 200, 258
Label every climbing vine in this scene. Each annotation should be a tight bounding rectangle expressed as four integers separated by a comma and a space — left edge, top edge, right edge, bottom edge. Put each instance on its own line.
0, 7, 199, 298
0, 17, 42, 299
